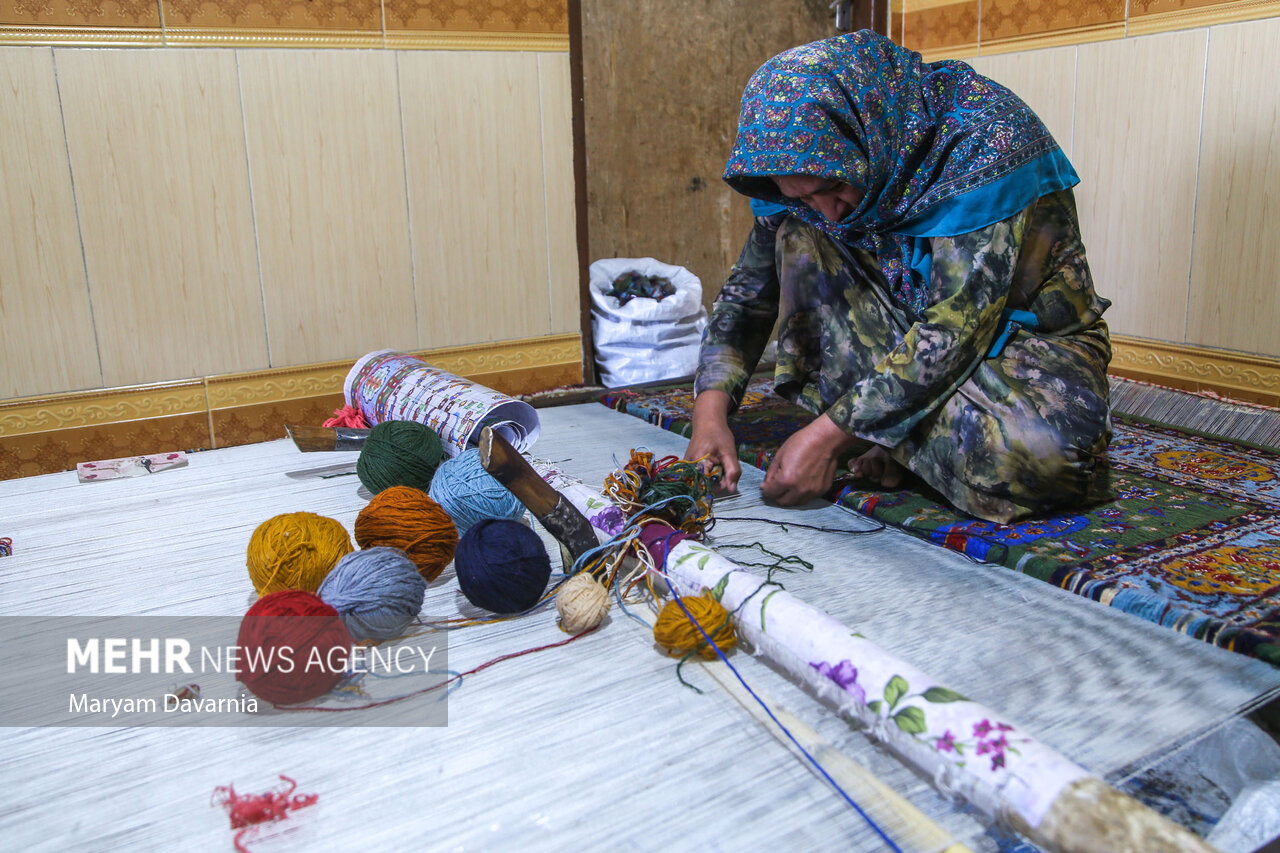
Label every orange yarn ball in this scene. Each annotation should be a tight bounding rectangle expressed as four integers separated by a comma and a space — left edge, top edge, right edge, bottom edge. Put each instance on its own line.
246, 512, 353, 596
652, 593, 737, 660
354, 485, 458, 582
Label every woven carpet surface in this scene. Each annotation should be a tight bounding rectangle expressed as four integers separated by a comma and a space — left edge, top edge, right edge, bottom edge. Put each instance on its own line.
601, 376, 1280, 665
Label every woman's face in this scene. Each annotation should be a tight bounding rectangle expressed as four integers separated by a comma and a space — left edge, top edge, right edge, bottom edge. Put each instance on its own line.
772, 175, 863, 223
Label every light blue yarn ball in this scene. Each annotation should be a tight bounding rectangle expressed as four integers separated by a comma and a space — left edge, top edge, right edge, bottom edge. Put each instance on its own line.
317, 547, 426, 642
428, 448, 525, 534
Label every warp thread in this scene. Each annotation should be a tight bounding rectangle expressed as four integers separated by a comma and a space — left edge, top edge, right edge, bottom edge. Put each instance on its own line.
556, 571, 611, 633
212, 774, 317, 853
428, 448, 525, 534
356, 420, 445, 495
455, 518, 552, 614
236, 589, 353, 705
652, 592, 737, 661
354, 486, 458, 582
245, 512, 353, 596
318, 547, 426, 642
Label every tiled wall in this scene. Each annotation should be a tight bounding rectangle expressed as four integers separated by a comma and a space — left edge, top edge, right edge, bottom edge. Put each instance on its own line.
0, 335, 583, 479
0, 2, 580, 477
958, 15, 1280, 371
0, 40, 578, 400
0, 0, 567, 48
892, 0, 1280, 55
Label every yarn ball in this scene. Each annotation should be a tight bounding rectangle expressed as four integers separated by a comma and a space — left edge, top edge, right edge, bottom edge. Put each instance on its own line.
354, 486, 458, 582
653, 593, 737, 660
318, 547, 426, 642
556, 571, 611, 634
455, 518, 552, 614
356, 420, 445, 495
236, 589, 353, 705
428, 448, 525, 534
246, 512, 353, 596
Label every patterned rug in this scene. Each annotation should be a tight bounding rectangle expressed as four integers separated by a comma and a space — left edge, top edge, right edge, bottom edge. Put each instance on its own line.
601, 376, 1280, 665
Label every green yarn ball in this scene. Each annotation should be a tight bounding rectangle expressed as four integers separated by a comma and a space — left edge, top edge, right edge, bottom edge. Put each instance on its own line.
356, 420, 446, 495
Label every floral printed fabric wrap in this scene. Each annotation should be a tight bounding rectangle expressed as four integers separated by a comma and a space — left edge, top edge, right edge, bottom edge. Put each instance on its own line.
663, 540, 1090, 830
533, 457, 1091, 832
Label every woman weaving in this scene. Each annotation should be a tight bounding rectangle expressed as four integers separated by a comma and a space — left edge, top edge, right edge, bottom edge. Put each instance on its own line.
687, 31, 1113, 524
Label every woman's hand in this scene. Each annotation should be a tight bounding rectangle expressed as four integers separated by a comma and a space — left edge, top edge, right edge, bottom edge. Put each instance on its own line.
760, 414, 861, 505
687, 390, 742, 493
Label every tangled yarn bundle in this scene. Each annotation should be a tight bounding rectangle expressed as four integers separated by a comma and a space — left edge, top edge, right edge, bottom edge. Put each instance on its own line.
603, 449, 714, 537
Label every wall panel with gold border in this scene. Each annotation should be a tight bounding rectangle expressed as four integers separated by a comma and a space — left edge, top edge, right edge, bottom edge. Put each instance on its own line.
1073, 29, 1207, 343
0, 334, 583, 479
979, 0, 1125, 56
399, 50, 557, 349
1111, 337, 1280, 407
238, 48, 419, 369
889, 0, 1280, 57
0, 0, 569, 48
0, 0, 579, 454
1128, 0, 1280, 36
55, 48, 270, 388
895, 0, 979, 57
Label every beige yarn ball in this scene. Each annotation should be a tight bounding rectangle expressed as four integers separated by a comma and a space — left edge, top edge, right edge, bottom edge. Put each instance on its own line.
556, 572, 611, 633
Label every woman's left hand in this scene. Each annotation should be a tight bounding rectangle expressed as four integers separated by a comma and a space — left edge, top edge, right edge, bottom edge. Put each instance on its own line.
761, 414, 860, 505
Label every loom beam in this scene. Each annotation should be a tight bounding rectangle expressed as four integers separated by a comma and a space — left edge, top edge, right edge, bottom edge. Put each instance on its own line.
534, 458, 1218, 853
479, 426, 600, 564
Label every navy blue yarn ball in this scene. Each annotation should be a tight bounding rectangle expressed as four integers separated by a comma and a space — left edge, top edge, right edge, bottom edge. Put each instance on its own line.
454, 518, 552, 614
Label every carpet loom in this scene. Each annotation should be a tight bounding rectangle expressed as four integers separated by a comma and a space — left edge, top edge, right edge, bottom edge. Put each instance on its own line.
1, 399, 1277, 851
603, 375, 1280, 664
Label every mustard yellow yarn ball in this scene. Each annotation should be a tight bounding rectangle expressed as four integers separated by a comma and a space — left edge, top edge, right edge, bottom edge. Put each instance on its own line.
652, 592, 737, 660
246, 512, 354, 596
556, 572, 611, 634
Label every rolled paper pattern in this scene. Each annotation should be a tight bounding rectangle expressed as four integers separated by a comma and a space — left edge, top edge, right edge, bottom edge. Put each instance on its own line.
344, 350, 541, 458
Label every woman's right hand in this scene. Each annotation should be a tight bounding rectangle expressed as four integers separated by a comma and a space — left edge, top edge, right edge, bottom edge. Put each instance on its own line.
687, 390, 741, 493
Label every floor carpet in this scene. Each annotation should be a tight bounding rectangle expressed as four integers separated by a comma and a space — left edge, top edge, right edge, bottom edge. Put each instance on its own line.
601, 376, 1280, 665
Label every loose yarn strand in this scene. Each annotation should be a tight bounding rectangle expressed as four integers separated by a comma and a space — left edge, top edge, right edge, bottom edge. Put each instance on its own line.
284, 628, 598, 713
656, 562, 905, 853
585, 451, 905, 851
715, 514, 888, 536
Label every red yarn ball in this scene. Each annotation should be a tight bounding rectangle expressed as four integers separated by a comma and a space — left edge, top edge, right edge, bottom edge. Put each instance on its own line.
236, 589, 353, 705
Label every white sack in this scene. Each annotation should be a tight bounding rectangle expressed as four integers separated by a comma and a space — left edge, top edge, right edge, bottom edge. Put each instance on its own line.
589, 257, 708, 388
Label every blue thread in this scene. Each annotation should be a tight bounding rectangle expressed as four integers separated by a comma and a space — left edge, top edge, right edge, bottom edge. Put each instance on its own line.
659, 555, 904, 853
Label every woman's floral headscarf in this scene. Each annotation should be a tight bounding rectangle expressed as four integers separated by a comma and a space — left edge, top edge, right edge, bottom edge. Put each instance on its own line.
725, 31, 1077, 313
